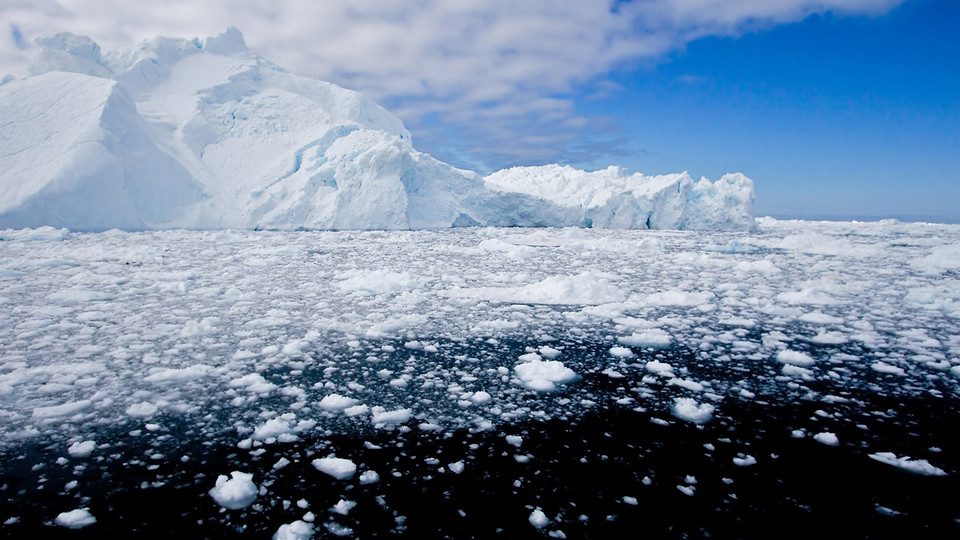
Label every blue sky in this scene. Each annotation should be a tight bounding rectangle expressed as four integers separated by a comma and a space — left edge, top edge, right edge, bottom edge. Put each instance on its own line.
1, 0, 957, 221
576, 0, 960, 220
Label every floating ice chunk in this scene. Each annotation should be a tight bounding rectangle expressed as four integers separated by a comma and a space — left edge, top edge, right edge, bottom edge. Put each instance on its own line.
813, 432, 839, 446
781, 365, 814, 380
645, 290, 714, 306
733, 454, 757, 467
228, 373, 278, 393
668, 378, 704, 392
505, 435, 523, 447
810, 332, 848, 345
622, 496, 639, 505
609, 346, 635, 358
273, 520, 314, 540
645, 360, 674, 375
253, 418, 294, 441
871, 362, 905, 376
209, 471, 258, 509
332, 499, 357, 515
514, 356, 576, 391
538, 346, 562, 359
602, 368, 625, 378
370, 406, 413, 425
470, 391, 492, 405
734, 259, 780, 273
325, 522, 354, 536
143, 364, 212, 384
618, 329, 672, 348
67, 440, 95, 458
319, 394, 360, 411
868, 452, 947, 476
776, 350, 814, 366
446, 272, 624, 305
776, 289, 841, 305
910, 242, 960, 273
672, 398, 714, 424
125, 401, 158, 417
33, 399, 92, 419
799, 311, 844, 325
312, 457, 357, 480
529, 509, 549, 529
338, 269, 419, 294
359, 470, 380, 484
448, 461, 465, 474
344, 404, 370, 417
54, 508, 96, 529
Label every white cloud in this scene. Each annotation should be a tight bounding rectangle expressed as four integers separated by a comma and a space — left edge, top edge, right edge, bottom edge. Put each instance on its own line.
0, 0, 905, 169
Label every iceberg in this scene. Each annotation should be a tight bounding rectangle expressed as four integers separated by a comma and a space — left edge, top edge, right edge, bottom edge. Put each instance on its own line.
0, 28, 754, 231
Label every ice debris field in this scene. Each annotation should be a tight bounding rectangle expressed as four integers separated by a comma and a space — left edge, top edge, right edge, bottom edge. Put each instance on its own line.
1, 218, 959, 537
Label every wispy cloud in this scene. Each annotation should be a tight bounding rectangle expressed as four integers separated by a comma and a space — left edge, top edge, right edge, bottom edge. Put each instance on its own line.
0, 0, 905, 170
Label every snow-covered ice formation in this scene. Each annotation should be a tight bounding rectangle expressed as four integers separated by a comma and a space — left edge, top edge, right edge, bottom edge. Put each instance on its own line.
0, 28, 754, 231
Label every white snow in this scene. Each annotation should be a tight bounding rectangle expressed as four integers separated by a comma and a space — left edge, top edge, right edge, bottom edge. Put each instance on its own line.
54, 508, 97, 529
312, 457, 357, 480
0, 29, 754, 232
868, 452, 948, 476
209, 471, 258, 510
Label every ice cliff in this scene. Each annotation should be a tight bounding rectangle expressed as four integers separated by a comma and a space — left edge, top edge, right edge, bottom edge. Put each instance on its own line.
0, 28, 754, 231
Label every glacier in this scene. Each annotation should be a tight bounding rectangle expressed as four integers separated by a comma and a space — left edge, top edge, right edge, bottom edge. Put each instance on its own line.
0, 28, 754, 231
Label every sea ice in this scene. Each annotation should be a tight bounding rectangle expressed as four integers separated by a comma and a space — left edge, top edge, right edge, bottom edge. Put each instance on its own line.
209, 472, 258, 510
312, 457, 357, 480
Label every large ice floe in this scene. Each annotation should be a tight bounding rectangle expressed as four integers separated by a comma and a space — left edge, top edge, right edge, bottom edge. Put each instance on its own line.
1, 218, 958, 537
0, 28, 754, 231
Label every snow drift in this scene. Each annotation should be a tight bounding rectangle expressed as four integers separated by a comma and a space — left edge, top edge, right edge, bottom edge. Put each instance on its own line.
0, 28, 754, 231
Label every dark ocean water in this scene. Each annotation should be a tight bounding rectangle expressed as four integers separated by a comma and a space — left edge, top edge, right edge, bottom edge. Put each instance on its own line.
2, 338, 957, 539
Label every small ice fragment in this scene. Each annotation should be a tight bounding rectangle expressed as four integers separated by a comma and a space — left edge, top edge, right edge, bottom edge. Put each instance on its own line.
776, 350, 814, 366
67, 440, 96, 458
319, 394, 359, 411
209, 472, 258, 510
622, 496, 638, 505
312, 457, 357, 480
359, 470, 380, 484
733, 454, 757, 467
505, 435, 523, 447
273, 520, 314, 540
332, 499, 357, 515
813, 432, 839, 446
54, 508, 96, 529
529, 509, 549, 529
672, 397, 714, 424
868, 452, 947, 476
470, 391, 492, 405
448, 461, 465, 474
871, 362, 905, 376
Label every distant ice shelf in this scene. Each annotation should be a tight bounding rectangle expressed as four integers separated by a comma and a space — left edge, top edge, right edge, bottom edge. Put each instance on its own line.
0, 28, 754, 232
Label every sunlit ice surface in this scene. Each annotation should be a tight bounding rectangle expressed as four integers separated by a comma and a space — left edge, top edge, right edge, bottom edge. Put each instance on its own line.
1, 219, 958, 537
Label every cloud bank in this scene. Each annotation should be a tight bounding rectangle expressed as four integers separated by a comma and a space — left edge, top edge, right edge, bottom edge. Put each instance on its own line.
1, 0, 904, 170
